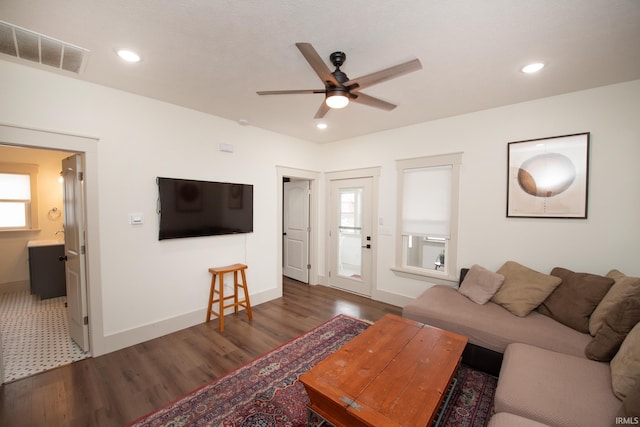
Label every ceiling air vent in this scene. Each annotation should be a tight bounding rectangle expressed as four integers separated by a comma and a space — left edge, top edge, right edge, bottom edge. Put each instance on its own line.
0, 20, 89, 74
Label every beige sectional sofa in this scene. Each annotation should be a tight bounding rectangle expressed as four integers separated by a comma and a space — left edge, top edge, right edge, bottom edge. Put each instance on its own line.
402, 262, 640, 427
403, 283, 592, 358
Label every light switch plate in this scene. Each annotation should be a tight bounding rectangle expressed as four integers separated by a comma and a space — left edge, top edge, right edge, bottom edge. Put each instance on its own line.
219, 143, 234, 153
129, 213, 144, 225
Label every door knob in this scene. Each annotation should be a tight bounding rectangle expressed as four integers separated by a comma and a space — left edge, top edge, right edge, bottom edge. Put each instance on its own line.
361, 244, 371, 249
58, 255, 68, 262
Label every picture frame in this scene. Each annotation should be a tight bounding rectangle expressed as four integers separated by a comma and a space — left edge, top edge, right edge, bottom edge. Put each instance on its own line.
507, 132, 589, 218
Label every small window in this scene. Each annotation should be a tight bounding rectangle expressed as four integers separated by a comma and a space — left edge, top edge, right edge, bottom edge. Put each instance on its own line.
395, 153, 462, 281
339, 188, 363, 235
0, 163, 39, 231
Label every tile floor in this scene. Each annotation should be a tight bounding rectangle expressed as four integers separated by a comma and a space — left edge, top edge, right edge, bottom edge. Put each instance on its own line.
0, 290, 88, 383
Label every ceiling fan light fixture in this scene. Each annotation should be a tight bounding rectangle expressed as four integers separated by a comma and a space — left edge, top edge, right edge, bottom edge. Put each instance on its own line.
325, 88, 349, 109
256, 43, 421, 118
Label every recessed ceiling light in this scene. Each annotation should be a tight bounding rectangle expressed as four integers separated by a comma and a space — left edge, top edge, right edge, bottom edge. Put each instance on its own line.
116, 49, 141, 63
521, 62, 545, 74
316, 123, 328, 130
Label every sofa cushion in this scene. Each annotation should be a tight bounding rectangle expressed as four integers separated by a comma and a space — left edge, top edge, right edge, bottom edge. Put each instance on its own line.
617, 377, 640, 418
611, 322, 640, 400
491, 261, 562, 317
495, 343, 620, 427
488, 413, 551, 427
458, 264, 505, 304
585, 295, 640, 361
403, 285, 592, 357
538, 267, 614, 333
590, 269, 640, 335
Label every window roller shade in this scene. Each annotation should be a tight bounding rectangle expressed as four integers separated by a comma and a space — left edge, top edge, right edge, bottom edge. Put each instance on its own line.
402, 165, 452, 238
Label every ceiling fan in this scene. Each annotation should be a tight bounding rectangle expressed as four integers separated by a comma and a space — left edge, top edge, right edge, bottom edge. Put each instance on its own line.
257, 42, 422, 119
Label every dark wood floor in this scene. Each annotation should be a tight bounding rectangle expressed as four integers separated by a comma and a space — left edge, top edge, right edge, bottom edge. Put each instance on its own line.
0, 277, 401, 427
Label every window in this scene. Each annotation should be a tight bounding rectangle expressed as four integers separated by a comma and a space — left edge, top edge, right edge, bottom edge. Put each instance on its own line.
0, 163, 39, 231
394, 153, 462, 282
339, 188, 362, 235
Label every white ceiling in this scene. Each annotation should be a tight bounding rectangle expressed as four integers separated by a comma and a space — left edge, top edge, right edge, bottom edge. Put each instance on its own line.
1, 0, 639, 143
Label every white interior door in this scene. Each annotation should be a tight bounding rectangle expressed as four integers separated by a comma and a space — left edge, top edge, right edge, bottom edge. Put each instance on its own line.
62, 154, 90, 352
329, 177, 373, 296
283, 180, 310, 283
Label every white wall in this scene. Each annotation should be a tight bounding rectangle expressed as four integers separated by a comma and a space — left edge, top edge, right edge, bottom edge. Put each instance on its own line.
1, 57, 638, 354
0, 60, 322, 354
320, 80, 640, 305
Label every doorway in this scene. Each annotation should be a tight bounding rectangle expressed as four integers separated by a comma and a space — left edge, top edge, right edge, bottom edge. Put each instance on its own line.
0, 146, 90, 382
283, 178, 311, 283
328, 176, 375, 296
0, 124, 98, 383
277, 166, 320, 290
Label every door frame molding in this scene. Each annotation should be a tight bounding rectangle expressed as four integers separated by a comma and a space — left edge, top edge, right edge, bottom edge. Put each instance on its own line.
276, 166, 320, 289
0, 123, 105, 356
325, 166, 380, 292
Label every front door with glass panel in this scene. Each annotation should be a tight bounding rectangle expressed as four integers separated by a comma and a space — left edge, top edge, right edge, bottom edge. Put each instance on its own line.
329, 177, 373, 296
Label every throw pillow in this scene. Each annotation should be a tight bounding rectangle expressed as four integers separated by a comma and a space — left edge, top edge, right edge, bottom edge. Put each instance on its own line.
589, 269, 640, 336
538, 267, 614, 333
616, 377, 640, 418
584, 295, 640, 361
611, 321, 640, 400
458, 264, 505, 304
491, 261, 562, 317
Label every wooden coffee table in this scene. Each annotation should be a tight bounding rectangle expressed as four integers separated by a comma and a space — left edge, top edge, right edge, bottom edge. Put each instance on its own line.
299, 314, 467, 427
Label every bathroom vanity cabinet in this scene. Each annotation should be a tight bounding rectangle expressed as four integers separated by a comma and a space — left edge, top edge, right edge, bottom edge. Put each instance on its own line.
27, 240, 66, 299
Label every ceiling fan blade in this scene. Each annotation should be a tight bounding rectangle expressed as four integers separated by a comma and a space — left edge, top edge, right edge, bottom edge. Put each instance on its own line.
314, 101, 330, 119
296, 42, 339, 86
345, 58, 422, 90
257, 89, 325, 95
350, 92, 397, 111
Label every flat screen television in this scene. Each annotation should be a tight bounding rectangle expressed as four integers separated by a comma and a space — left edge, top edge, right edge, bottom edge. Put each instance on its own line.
157, 177, 253, 240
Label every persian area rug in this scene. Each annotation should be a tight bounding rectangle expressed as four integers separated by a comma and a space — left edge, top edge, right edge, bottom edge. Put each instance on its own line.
441, 365, 497, 427
127, 314, 497, 427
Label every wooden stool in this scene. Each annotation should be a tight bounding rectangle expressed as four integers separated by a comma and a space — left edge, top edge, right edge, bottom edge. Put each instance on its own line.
206, 263, 253, 332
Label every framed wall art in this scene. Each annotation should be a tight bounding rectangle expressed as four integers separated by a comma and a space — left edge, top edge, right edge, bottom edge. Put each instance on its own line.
507, 132, 589, 218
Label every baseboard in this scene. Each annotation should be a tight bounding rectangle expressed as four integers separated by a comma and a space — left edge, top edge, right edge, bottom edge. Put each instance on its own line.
102, 287, 282, 354
371, 288, 412, 307
0, 280, 29, 294
313, 276, 409, 308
